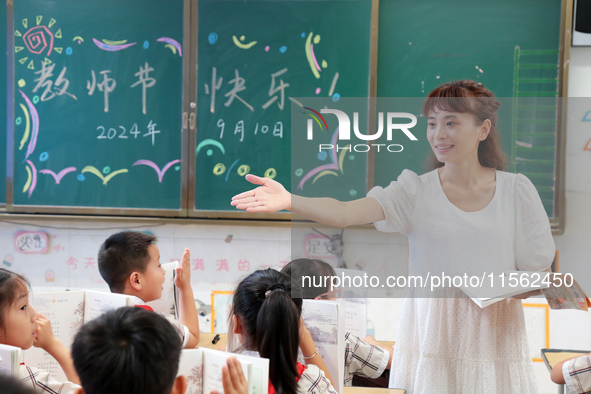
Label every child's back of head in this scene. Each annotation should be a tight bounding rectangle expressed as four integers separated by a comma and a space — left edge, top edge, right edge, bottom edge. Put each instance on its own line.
280, 258, 336, 299
71, 306, 183, 394
231, 269, 302, 394
98, 231, 156, 293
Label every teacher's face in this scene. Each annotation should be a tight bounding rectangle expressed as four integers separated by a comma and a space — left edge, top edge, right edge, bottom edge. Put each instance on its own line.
426, 109, 487, 166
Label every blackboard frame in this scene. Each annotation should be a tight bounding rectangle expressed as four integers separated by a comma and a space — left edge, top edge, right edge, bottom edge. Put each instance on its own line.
2, 0, 11, 210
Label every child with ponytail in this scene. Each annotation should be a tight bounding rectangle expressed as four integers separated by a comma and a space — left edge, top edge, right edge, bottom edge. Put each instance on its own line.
228, 269, 337, 394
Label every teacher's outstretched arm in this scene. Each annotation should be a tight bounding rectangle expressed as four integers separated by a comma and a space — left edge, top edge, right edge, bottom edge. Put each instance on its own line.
231, 174, 385, 227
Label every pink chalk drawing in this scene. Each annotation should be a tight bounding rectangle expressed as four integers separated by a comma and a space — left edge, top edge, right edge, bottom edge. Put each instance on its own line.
132, 159, 181, 183
39, 167, 77, 184
156, 37, 182, 56
23, 25, 54, 56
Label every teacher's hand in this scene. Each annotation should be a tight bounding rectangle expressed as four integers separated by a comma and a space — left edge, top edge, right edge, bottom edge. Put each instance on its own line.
231, 174, 291, 213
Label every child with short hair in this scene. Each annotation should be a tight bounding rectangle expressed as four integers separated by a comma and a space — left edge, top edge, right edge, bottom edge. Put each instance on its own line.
71, 306, 247, 394
228, 268, 338, 394
0, 268, 81, 393
280, 258, 393, 387
97, 231, 200, 348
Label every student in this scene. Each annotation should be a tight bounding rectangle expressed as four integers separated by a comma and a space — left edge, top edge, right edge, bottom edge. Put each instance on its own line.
280, 258, 392, 387
0, 268, 81, 393
97, 231, 200, 348
71, 306, 247, 394
228, 268, 338, 394
232, 80, 555, 393
550, 352, 591, 393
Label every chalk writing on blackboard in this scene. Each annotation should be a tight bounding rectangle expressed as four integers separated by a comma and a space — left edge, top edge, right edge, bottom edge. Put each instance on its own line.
13, 6, 183, 209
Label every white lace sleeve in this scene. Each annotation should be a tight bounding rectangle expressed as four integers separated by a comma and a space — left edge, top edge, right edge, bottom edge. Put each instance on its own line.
367, 169, 421, 235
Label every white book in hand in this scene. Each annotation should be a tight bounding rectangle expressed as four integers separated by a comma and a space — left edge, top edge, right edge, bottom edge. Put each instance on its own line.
0, 344, 22, 376
25, 290, 134, 381
178, 347, 269, 394
146, 261, 180, 318
301, 299, 345, 394
460, 270, 550, 308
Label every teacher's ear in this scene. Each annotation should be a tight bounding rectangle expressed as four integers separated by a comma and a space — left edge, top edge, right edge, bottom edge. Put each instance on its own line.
479, 119, 492, 141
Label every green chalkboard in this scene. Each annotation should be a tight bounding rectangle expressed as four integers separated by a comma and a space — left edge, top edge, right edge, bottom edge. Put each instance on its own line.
10, 0, 184, 213
194, 0, 372, 212
1, 0, 7, 206
374, 0, 563, 221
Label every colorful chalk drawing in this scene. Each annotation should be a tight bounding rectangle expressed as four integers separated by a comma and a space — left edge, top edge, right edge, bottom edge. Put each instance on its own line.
584, 138, 591, 151
81, 166, 128, 185
18, 90, 39, 159
303, 107, 328, 131
196, 138, 226, 155
297, 128, 349, 190
157, 37, 182, 56
304, 32, 327, 79
210, 159, 276, 181
14, 16, 63, 70
23, 160, 38, 197
39, 167, 77, 184
132, 159, 181, 183
92, 38, 136, 51
232, 35, 257, 49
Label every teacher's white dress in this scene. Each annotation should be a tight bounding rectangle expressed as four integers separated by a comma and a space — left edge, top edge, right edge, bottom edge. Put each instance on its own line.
368, 169, 555, 394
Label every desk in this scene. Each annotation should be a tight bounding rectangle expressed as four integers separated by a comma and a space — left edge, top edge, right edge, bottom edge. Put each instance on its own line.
344, 388, 406, 394
198, 332, 227, 350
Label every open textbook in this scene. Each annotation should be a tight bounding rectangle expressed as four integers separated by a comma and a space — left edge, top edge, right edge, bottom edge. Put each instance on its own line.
25, 290, 135, 381
461, 271, 591, 309
301, 299, 345, 394
0, 344, 22, 376
146, 261, 180, 317
335, 268, 367, 339
178, 347, 269, 394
